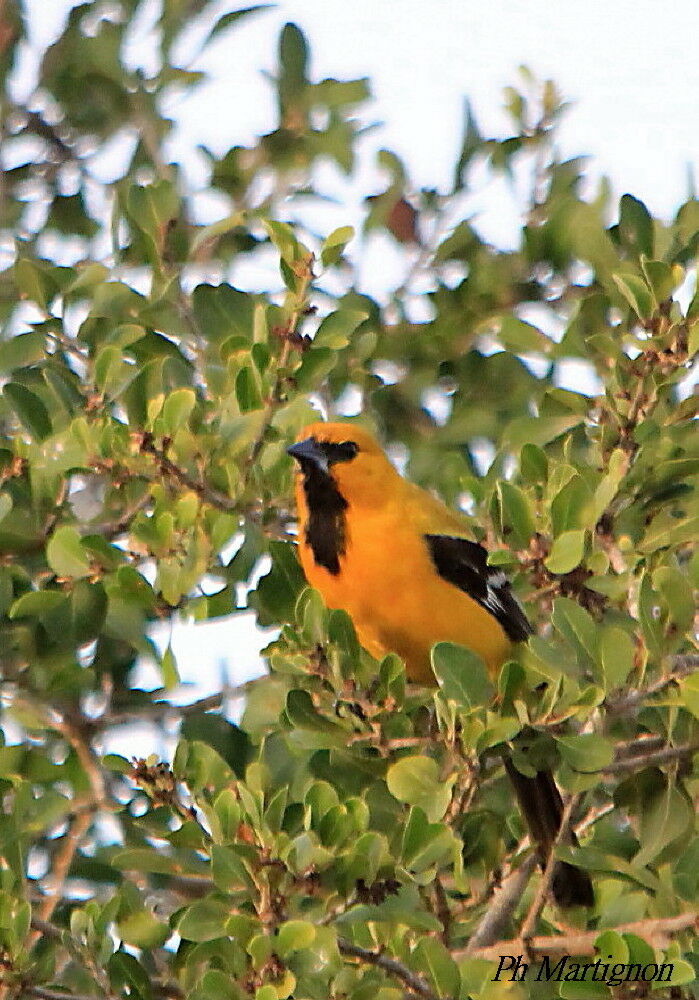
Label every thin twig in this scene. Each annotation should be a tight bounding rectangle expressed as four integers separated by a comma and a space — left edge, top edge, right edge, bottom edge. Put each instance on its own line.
614, 734, 666, 759
466, 854, 538, 953
573, 802, 614, 837
141, 435, 237, 511
607, 655, 698, 714
604, 741, 699, 774
30, 916, 63, 941
24, 988, 100, 1000
57, 717, 106, 807
90, 491, 153, 539
519, 793, 579, 941
433, 876, 452, 945
33, 810, 92, 929
103, 680, 263, 726
338, 939, 437, 1000
462, 912, 698, 961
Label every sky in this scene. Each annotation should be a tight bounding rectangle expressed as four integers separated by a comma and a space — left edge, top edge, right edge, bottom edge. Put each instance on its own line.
13, 0, 699, 752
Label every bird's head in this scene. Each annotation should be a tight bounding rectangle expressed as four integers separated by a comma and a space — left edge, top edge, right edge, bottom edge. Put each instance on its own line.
287, 421, 396, 506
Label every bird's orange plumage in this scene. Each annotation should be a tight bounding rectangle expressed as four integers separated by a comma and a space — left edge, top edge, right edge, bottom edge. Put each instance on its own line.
291, 421, 513, 684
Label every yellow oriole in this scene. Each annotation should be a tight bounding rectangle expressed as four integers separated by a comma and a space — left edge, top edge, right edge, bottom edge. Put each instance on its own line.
288, 420, 593, 908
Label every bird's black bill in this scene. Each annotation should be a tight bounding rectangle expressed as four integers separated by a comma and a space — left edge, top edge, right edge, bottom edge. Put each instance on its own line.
287, 437, 328, 470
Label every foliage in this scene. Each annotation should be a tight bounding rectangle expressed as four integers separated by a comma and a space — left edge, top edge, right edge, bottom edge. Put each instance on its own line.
0, 3, 697, 999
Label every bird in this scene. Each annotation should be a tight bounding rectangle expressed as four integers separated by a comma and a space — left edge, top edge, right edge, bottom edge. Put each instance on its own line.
287, 420, 594, 908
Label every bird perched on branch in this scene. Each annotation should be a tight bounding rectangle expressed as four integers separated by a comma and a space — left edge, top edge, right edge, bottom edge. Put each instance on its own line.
288, 420, 593, 908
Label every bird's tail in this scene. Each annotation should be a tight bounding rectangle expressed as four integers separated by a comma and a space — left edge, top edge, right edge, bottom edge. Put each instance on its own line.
504, 759, 594, 908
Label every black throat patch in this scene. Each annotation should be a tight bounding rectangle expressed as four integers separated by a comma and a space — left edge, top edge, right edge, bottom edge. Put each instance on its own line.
299, 462, 348, 575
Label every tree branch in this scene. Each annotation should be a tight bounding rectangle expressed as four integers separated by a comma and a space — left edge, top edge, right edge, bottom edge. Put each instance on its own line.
33, 809, 92, 929
140, 434, 237, 512
606, 654, 698, 714
338, 939, 437, 1000
24, 988, 101, 1000
604, 740, 699, 774
102, 680, 264, 726
463, 912, 698, 961
466, 854, 538, 953
57, 716, 107, 808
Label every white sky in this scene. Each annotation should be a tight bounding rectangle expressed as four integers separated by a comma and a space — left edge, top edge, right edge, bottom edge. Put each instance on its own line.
13, 0, 699, 751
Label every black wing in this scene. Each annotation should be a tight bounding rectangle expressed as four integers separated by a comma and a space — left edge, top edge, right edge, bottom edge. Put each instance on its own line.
424, 534, 532, 642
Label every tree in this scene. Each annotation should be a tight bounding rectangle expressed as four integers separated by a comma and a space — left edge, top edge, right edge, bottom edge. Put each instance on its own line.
0, 3, 697, 998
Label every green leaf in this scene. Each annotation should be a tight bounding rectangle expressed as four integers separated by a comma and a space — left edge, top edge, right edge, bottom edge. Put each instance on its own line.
519, 442, 548, 483
285, 689, 345, 740
250, 541, 305, 626
401, 807, 458, 873
0, 493, 13, 524
652, 959, 696, 987
263, 219, 300, 264
618, 193, 654, 257
3, 382, 52, 439
680, 671, 699, 721
108, 952, 153, 1000
431, 641, 493, 708
70, 580, 107, 642
127, 180, 180, 255
213, 789, 241, 843
320, 225, 354, 267
555, 733, 613, 772
386, 755, 454, 822
640, 256, 678, 303
278, 22, 308, 118
550, 474, 593, 533
180, 715, 250, 778
211, 845, 253, 892
0, 331, 47, 372
204, 5, 273, 46
496, 480, 535, 547
638, 571, 664, 655
599, 626, 634, 690
313, 308, 367, 350
13, 258, 63, 310
162, 388, 196, 434
612, 272, 653, 320
177, 898, 233, 942
191, 283, 255, 343
497, 316, 550, 354
594, 929, 628, 965
160, 643, 179, 689
118, 911, 169, 949
551, 597, 598, 666
453, 98, 483, 191
635, 781, 693, 866
9, 589, 66, 620
46, 526, 93, 579
504, 413, 583, 448
112, 848, 176, 874
275, 920, 316, 957
411, 937, 460, 998
235, 366, 263, 413
653, 565, 695, 635
544, 529, 586, 574
102, 754, 132, 775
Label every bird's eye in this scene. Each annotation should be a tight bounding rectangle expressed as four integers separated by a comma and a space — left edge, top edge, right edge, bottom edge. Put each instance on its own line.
338, 440, 359, 457
322, 440, 358, 464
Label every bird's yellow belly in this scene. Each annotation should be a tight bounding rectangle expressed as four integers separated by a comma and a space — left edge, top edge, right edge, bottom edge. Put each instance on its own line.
300, 512, 511, 685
